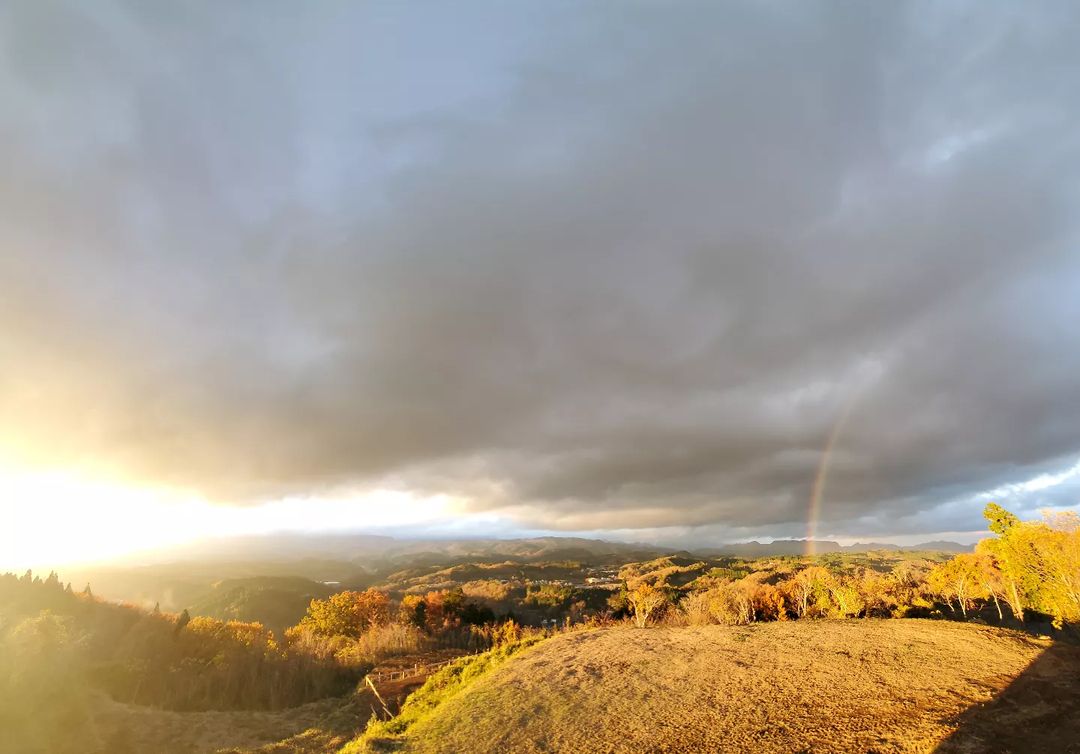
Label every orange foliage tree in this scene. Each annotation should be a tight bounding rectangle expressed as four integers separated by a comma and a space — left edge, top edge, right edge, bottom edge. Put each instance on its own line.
295, 589, 391, 638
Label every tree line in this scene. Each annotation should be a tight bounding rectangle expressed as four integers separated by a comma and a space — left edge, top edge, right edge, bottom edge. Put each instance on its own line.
0, 572, 514, 718
615, 503, 1080, 631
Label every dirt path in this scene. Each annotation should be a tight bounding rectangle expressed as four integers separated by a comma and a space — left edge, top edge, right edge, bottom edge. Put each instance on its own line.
400, 620, 1079, 754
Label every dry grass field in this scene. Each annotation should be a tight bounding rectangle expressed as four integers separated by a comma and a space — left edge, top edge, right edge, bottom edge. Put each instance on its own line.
390, 620, 1080, 754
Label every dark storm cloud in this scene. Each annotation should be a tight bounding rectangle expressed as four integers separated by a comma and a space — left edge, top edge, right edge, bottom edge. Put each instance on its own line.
2, 1, 1080, 537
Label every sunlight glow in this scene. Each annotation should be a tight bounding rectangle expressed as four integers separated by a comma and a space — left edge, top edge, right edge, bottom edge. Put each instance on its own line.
0, 461, 460, 571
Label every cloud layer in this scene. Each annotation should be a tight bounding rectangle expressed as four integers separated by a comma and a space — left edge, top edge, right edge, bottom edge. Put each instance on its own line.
3, 1, 1080, 538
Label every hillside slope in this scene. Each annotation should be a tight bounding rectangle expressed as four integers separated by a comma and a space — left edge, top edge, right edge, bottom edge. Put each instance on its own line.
391, 620, 1080, 754
189, 577, 335, 632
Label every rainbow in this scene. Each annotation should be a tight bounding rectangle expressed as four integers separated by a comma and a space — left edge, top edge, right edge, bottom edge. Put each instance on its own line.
805, 400, 856, 557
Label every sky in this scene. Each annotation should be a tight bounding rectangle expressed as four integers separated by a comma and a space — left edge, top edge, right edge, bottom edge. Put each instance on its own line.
2, 1, 1080, 568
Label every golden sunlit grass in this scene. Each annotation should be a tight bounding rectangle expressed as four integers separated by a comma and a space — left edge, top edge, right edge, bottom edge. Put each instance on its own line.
369, 620, 1074, 754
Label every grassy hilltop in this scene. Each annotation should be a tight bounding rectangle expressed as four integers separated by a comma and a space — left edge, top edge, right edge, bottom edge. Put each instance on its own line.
352, 620, 1080, 754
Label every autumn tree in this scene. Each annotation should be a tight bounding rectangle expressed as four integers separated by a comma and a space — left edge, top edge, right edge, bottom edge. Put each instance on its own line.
978, 502, 1032, 621
918, 505, 1080, 628
398, 594, 427, 629
971, 552, 1007, 621
827, 580, 865, 619
927, 554, 987, 618
856, 569, 892, 618
421, 589, 464, 630
1024, 512, 1080, 628
887, 560, 934, 614
626, 583, 667, 627
783, 566, 832, 618
296, 589, 390, 638
707, 582, 754, 625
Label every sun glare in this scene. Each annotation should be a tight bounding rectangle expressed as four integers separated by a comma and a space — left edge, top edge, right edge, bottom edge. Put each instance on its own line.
0, 461, 460, 571
1, 465, 210, 570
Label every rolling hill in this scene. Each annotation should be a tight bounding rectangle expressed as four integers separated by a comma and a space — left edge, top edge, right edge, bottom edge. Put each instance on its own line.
188, 576, 337, 633
364, 620, 1080, 754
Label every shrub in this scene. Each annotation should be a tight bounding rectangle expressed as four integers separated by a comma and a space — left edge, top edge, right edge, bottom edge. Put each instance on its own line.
680, 591, 713, 626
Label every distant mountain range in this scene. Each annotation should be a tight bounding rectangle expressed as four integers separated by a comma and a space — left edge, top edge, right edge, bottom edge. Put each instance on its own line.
148, 533, 670, 568
136, 532, 972, 567
699, 539, 973, 558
